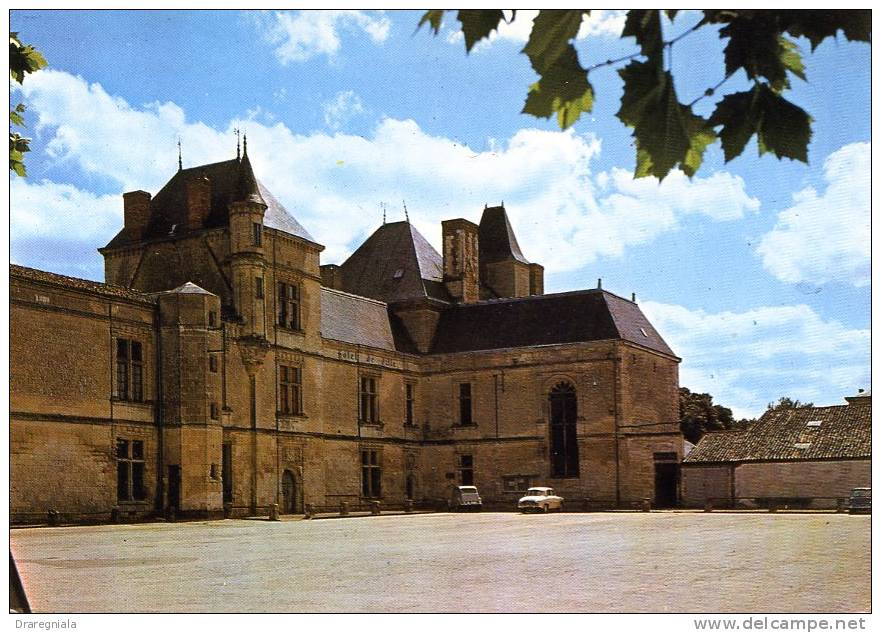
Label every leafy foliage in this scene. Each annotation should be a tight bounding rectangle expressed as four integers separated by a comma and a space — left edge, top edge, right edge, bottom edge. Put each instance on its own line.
679, 387, 740, 444
10, 32, 47, 177
420, 9, 870, 181
766, 396, 813, 411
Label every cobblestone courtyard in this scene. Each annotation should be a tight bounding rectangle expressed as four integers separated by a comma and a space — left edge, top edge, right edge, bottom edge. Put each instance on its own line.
11, 512, 870, 613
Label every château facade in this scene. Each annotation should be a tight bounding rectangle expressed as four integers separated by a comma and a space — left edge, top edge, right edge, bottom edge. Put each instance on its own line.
10, 147, 682, 522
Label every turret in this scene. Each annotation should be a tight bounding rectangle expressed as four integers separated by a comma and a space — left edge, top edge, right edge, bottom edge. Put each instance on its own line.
442, 218, 479, 303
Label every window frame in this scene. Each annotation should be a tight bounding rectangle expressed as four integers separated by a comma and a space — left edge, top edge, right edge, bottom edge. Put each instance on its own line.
279, 364, 303, 416
458, 453, 474, 486
115, 338, 144, 403
404, 381, 416, 426
361, 448, 382, 499
457, 382, 473, 426
116, 438, 146, 503
252, 222, 263, 247
359, 374, 380, 425
277, 281, 302, 331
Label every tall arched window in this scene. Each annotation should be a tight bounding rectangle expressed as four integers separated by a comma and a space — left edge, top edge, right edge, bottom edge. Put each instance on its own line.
549, 382, 579, 478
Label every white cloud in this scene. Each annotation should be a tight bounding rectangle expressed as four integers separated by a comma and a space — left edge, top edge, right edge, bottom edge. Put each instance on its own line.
250, 10, 390, 64
642, 301, 870, 419
17, 69, 758, 274
756, 142, 870, 287
322, 90, 365, 131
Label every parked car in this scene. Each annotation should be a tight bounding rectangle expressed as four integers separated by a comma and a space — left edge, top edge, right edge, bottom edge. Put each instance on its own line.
518, 487, 564, 513
849, 487, 871, 514
450, 485, 482, 511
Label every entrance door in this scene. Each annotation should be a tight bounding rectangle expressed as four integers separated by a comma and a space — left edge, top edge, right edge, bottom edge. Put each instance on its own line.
654, 463, 679, 508
282, 470, 297, 514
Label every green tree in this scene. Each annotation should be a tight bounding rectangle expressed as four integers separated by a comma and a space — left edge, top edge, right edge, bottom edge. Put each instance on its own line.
420, 10, 870, 180
10, 32, 47, 177
766, 396, 813, 411
679, 386, 743, 444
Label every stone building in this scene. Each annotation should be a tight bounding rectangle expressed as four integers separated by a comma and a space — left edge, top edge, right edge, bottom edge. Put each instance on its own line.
10, 147, 682, 523
681, 391, 871, 508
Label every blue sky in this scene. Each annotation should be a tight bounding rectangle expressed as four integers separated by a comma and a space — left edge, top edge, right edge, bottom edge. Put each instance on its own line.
9, 10, 870, 418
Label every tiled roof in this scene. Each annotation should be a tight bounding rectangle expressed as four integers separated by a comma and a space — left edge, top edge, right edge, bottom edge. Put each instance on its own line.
479, 205, 529, 264
337, 221, 448, 304
684, 403, 871, 464
320, 288, 396, 351
429, 289, 676, 356
10, 264, 157, 304
104, 157, 315, 248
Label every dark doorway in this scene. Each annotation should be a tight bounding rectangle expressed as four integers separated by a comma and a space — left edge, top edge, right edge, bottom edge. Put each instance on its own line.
406, 474, 415, 500
282, 470, 298, 514
167, 465, 181, 513
549, 382, 579, 478
654, 463, 679, 508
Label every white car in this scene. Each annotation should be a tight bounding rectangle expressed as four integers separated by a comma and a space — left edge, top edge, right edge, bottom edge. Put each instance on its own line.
518, 487, 564, 513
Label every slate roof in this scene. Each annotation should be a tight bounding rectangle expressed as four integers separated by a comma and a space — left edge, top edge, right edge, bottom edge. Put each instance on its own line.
10, 264, 156, 305
320, 288, 396, 351
684, 402, 871, 464
479, 205, 529, 264
337, 221, 449, 304
429, 289, 676, 356
104, 156, 315, 249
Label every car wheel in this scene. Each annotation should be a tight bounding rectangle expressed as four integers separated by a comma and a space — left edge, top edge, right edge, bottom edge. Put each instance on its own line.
542, 504, 549, 513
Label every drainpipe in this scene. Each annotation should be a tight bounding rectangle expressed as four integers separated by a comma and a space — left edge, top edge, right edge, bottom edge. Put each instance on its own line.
613, 347, 621, 507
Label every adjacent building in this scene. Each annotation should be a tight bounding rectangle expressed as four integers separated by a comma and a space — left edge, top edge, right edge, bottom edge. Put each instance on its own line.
10, 147, 683, 523
682, 391, 871, 508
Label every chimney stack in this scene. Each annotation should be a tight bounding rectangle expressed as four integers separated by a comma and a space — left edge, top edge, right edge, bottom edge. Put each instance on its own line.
122, 190, 152, 238
186, 173, 211, 230
442, 218, 480, 303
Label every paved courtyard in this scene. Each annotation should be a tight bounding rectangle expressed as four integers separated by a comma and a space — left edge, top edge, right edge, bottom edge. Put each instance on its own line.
11, 512, 870, 613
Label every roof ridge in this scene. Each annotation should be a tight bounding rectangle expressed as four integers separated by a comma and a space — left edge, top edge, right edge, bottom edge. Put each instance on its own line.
320, 285, 389, 307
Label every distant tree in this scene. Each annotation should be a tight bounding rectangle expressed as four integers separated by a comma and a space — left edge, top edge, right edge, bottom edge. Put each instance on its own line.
420, 10, 870, 181
10, 32, 47, 177
678, 386, 757, 444
766, 396, 813, 411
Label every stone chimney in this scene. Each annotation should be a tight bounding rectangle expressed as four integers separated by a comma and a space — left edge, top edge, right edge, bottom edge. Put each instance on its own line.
442, 218, 479, 303
185, 173, 211, 230
122, 190, 151, 238
529, 263, 544, 296
320, 264, 343, 290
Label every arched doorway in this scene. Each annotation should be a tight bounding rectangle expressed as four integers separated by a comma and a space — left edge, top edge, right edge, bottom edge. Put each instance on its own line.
282, 470, 299, 514
549, 382, 579, 478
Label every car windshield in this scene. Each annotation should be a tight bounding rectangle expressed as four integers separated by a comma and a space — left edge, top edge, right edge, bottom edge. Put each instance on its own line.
526, 489, 547, 496
852, 489, 871, 497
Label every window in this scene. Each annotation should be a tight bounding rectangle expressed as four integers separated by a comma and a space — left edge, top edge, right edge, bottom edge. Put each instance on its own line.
210, 402, 219, 420
255, 276, 264, 299
222, 443, 233, 503
208, 311, 217, 327
361, 449, 382, 498
279, 365, 302, 415
277, 282, 301, 330
458, 454, 474, 486
458, 382, 473, 426
116, 339, 144, 402
359, 376, 379, 423
549, 382, 579, 478
209, 355, 218, 373
252, 222, 262, 247
116, 438, 145, 502
405, 382, 415, 425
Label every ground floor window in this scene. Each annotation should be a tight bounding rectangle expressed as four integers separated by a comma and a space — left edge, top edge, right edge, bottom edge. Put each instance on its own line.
361, 449, 381, 498
117, 438, 145, 502
222, 443, 233, 503
458, 454, 474, 486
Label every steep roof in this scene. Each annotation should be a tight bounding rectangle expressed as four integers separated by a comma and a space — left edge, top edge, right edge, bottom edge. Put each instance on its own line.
10, 264, 156, 305
479, 205, 529, 264
320, 288, 396, 350
337, 221, 449, 304
104, 157, 315, 248
429, 289, 676, 356
684, 402, 871, 464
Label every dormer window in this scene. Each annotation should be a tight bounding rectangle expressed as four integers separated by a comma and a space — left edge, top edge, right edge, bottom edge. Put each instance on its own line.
252, 222, 262, 247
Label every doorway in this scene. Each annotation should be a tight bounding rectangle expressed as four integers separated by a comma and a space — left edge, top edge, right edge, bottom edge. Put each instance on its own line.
282, 470, 298, 514
167, 465, 181, 513
654, 462, 679, 508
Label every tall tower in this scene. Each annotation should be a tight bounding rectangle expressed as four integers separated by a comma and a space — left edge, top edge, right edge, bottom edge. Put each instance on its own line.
227, 146, 268, 339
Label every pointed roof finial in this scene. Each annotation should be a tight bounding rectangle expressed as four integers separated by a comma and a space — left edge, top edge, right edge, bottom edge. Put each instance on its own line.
177, 137, 182, 171
243, 132, 248, 157
382, 202, 386, 225
403, 200, 409, 223
234, 127, 241, 160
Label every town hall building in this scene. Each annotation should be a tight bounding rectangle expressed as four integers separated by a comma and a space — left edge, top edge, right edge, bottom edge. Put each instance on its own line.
10, 145, 682, 523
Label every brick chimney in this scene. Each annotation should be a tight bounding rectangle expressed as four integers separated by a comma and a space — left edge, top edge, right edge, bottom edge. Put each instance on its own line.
186, 173, 211, 230
529, 263, 544, 296
442, 218, 479, 303
122, 190, 151, 238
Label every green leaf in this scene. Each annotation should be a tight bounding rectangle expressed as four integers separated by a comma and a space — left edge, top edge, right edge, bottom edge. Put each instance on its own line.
11, 160, 26, 177
720, 16, 791, 91
756, 86, 811, 162
522, 10, 587, 74
783, 9, 870, 50
418, 10, 445, 34
778, 36, 805, 82
10, 109, 24, 127
664, 10, 679, 22
457, 10, 505, 52
522, 45, 593, 129
709, 89, 761, 162
623, 10, 663, 61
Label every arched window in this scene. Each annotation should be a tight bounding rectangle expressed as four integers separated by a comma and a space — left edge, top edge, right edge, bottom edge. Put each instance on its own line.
549, 382, 579, 478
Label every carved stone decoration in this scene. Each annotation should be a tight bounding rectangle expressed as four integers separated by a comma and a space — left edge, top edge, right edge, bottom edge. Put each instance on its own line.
238, 334, 271, 376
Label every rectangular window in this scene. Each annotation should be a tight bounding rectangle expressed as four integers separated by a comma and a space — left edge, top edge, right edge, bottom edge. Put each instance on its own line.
279, 365, 302, 415
210, 402, 219, 420
277, 282, 301, 330
208, 310, 217, 327
222, 443, 233, 503
459, 454, 474, 486
253, 222, 262, 247
458, 382, 473, 426
361, 449, 382, 498
117, 438, 146, 502
255, 276, 264, 299
116, 338, 144, 402
209, 355, 218, 373
405, 382, 415, 425
359, 376, 378, 424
